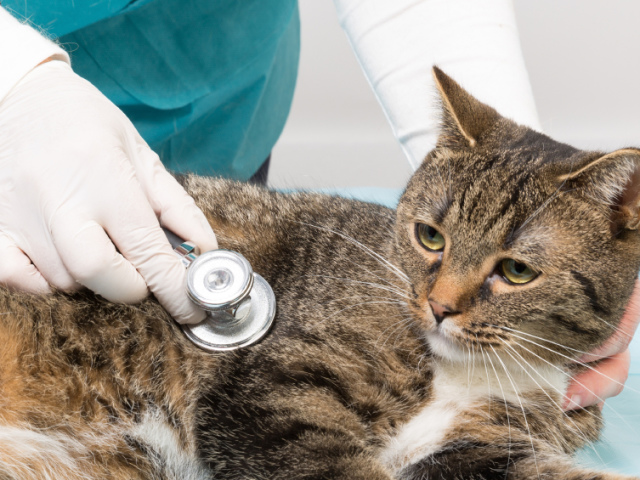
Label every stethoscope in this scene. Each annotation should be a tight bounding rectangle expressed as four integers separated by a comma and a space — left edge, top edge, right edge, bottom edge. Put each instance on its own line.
165, 229, 276, 352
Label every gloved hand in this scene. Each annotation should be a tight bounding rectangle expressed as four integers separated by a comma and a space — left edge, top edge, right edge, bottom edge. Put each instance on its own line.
0, 59, 218, 324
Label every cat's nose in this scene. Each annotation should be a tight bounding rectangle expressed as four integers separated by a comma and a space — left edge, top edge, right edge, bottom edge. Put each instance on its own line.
428, 299, 458, 325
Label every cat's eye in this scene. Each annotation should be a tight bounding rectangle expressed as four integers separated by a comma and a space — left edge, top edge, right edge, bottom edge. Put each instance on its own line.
500, 259, 538, 285
416, 223, 445, 252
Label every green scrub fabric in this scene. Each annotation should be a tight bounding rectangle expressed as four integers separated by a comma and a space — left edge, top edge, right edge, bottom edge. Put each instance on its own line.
4, 0, 300, 179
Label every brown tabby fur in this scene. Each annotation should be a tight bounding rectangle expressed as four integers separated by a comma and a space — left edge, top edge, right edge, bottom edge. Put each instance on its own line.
1, 68, 639, 479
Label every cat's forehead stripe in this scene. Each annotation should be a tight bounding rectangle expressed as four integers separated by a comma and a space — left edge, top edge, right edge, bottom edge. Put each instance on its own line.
503, 224, 555, 261
450, 164, 532, 234
432, 194, 452, 225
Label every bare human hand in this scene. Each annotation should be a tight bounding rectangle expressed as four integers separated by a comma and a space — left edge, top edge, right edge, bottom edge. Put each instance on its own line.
563, 279, 640, 410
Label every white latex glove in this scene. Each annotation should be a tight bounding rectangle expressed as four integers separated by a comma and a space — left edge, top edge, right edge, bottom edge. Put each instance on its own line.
0, 59, 218, 324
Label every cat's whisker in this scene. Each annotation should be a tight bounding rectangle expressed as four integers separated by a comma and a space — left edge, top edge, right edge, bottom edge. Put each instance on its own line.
483, 347, 513, 479
470, 342, 478, 388
594, 315, 635, 339
500, 341, 587, 414
416, 346, 430, 374
486, 325, 640, 395
296, 221, 410, 284
391, 324, 420, 349
343, 254, 408, 293
500, 344, 610, 466
302, 274, 410, 300
319, 300, 408, 325
305, 273, 410, 299
478, 341, 493, 417
499, 340, 606, 447
487, 325, 594, 358
489, 345, 541, 479
343, 308, 414, 345
498, 329, 640, 396
387, 324, 416, 349
505, 342, 635, 454
517, 177, 574, 232
466, 343, 475, 393
321, 294, 405, 306
466, 343, 470, 388
376, 316, 415, 347
503, 343, 618, 458
497, 338, 636, 430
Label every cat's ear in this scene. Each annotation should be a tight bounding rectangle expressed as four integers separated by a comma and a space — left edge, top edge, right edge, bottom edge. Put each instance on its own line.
432, 66, 500, 148
559, 148, 640, 230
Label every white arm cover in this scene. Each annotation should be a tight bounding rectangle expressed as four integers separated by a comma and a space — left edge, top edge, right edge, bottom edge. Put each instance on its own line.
333, 0, 541, 169
0, 7, 69, 103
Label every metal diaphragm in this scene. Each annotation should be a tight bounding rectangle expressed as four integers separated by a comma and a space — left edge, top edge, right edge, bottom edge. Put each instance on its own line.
179, 249, 276, 351
182, 272, 276, 351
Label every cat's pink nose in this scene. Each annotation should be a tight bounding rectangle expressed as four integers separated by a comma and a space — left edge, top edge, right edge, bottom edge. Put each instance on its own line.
428, 299, 456, 325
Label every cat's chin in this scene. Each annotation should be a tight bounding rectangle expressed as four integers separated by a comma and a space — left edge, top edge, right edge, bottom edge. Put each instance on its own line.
424, 330, 469, 362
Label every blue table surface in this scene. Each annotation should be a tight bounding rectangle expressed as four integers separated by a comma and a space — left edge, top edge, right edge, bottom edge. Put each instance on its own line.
318, 186, 640, 475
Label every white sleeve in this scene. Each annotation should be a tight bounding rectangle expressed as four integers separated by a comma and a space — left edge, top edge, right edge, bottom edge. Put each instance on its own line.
333, 0, 541, 169
0, 7, 70, 103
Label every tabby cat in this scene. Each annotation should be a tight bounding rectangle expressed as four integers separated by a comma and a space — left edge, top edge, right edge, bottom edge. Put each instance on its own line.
1, 67, 639, 479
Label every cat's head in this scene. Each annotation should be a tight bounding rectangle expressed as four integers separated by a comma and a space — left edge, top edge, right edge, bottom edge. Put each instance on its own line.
396, 67, 640, 366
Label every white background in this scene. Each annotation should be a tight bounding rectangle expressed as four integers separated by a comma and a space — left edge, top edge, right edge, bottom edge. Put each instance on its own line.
270, 1, 640, 189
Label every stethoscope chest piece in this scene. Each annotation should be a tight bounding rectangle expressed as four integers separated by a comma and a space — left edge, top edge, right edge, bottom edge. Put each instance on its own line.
174, 243, 276, 351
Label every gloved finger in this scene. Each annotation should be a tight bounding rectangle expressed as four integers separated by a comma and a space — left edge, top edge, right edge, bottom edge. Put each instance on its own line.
101, 185, 206, 324
0, 233, 51, 293
154, 170, 218, 252
21, 230, 80, 293
131, 142, 217, 252
580, 281, 640, 362
49, 216, 149, 304
563, 348, 631, 411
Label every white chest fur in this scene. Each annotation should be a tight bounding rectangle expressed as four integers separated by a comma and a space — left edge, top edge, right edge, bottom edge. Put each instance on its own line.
378, 355, 567, 473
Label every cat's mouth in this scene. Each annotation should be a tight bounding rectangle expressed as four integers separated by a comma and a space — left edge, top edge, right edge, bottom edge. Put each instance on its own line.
412, 296, 487, 362
424, 322, 473, 362
423, 307, 471, 361
426, 330, 464, 360
424, 308, 514, 364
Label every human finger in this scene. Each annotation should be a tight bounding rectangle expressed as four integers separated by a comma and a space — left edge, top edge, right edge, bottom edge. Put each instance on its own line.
580, 280, 640, 363
102, 182, 206, 324
132, 144, 218, 252
50, 215, 149, 303
0, 233, 51, 293
563, 348, 631, 410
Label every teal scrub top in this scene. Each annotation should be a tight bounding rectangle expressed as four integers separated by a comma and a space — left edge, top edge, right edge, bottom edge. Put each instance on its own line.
4, 0, 300, 180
